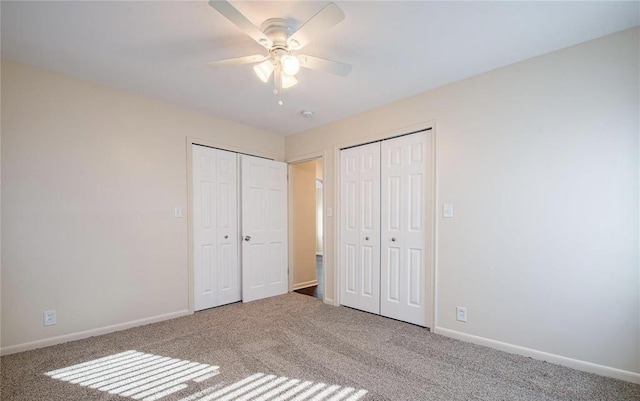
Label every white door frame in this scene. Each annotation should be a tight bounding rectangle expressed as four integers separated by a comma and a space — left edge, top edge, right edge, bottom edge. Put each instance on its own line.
286, 152, 327, 300
186, 137, 280, 314
333, 121, 438, 328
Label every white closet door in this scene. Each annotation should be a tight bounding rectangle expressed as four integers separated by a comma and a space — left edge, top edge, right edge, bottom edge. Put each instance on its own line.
192, 145, 240, 311
241, 155, 288, 302
380, 132, 431, 327
340, 142, 381, 314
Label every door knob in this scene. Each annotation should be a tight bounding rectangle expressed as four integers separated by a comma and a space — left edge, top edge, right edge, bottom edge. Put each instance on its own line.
224, 235, 228, 239
244, 235, 251, 242
391, 237, 396, 242
365, 236, 370, 241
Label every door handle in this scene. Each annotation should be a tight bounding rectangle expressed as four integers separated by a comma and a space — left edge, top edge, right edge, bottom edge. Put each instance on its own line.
364, 236, 370, 241
244, 235, 251, 242
224, 235, 229, 239
391, 237, 396, 242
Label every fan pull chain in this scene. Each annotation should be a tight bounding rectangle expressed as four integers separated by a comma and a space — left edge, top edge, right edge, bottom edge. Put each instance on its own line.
273, 66, 284, 106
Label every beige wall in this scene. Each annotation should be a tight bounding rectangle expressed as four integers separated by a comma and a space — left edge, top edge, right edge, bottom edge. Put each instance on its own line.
1, 61, 284, 352
291, 160, 317, 288
285, 28, 640, 376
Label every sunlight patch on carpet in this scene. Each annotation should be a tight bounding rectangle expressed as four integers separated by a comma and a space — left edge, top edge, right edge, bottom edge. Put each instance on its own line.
46, 350, 219, 400
45, 350, 368, 401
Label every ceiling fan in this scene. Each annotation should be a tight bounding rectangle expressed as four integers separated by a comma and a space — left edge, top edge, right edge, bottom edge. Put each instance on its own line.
207, 0, 352, 105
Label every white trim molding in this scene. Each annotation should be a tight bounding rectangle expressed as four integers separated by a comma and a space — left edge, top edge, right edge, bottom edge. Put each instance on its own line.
293, 280, 319, 290
434, 326, 640, 384
0, 310, 191, 356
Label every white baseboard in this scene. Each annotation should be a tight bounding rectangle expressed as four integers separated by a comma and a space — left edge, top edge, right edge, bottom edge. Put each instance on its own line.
0, 310, 191, 356
434, 326, 640, 384
293, 280, 318, 290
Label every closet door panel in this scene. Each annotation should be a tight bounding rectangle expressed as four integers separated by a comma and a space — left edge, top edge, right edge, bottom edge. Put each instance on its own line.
340, 142, 380, 314
215, 149, 240, 306
381, 133, 431, 327
193, 146, 240, 311
340, 150, 360, 307
193, 146, 218, 311
241, 155, 288, 303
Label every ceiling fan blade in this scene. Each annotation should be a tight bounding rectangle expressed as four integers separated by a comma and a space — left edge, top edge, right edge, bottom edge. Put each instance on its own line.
208, 1, 272, 49
287, 3, 345, 50
298, 55, 352, 76
207, 55, 267, 68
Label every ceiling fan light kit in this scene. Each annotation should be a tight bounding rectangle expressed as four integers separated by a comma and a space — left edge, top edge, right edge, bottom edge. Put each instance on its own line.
282, 74, 298, 89
207, 0, 352, 105
280, 54, 301, 76
253, 60, 273, 83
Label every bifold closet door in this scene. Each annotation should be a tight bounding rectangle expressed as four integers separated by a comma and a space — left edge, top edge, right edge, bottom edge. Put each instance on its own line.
241, 155, 288, 303
340, 142, 381, 314
192, 145, 240, 311
381, 133, 431, 327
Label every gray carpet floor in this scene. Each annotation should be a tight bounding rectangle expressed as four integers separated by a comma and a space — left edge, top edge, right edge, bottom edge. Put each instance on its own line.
1, 293, 639, 401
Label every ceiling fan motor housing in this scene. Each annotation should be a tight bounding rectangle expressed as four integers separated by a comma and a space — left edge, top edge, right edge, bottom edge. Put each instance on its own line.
261, 18, 294, 48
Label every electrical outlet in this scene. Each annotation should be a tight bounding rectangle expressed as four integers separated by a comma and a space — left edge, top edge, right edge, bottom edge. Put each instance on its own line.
43, 310, 56, 326
456, 306, 467, 322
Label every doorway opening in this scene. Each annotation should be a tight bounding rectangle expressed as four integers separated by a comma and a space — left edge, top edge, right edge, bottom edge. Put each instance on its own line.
289, 158, 324, 300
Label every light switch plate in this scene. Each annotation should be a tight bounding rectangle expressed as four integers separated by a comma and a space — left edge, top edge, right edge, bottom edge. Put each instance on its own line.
174, 207, 184, 218
326, 207, 333, 217
443, 203, 454, 218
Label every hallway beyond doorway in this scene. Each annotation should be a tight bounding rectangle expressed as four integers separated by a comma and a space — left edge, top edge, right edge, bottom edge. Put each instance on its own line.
294, 255, 323, 300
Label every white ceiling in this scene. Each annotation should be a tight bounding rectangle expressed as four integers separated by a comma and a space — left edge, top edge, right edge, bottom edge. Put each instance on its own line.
2, 1, 639, 136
